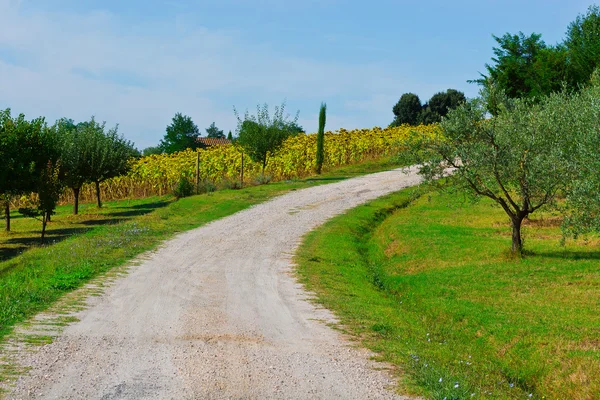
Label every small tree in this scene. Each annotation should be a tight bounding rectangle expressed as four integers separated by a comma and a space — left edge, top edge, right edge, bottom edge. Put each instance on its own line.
160, 113, 200, 154
20, 157, 63, 242
0, 109, 47, 231
392, 93, 422, 126
234, 102, 300, 177
227, 131, 233, 141
58, 118, 93, 215
406, 86, 581, 254
315, 102, 326, 174
87, 123, 136, 208
206, 122, 225, 138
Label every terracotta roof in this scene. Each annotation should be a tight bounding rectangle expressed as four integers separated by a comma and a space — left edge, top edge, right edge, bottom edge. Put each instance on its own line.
197, 137, 232, 146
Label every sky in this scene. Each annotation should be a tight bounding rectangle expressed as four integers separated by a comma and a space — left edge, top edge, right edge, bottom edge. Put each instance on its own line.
0, 0, 595, 150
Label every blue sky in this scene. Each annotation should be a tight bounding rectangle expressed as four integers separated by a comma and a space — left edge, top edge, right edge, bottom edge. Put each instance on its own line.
0, 0, 595, 149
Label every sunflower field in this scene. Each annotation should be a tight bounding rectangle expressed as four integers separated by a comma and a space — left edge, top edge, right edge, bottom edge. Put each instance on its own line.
73, 124, 438, 203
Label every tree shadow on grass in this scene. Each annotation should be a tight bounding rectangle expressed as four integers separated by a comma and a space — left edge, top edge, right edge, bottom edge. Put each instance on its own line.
0, 201, 171, 266
106, 201, 170, 218
536, 250, 600, 261
0, 227, 91, 263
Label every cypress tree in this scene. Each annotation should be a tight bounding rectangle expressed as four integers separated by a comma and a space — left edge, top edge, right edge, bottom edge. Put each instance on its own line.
316, 102, 326, 174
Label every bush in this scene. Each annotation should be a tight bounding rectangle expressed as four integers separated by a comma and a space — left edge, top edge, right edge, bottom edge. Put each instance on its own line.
173, 176, 195, 199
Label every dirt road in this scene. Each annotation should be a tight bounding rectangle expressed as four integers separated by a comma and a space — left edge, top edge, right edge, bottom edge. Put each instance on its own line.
6, 168, 422, 399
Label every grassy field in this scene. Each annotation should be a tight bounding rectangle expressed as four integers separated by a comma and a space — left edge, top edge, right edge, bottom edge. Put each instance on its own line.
0, 157, 401, 341
296, 188, 600, 399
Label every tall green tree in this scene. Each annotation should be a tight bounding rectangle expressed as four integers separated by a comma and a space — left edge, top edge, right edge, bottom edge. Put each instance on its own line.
160, 113, 200, 154
427, 89, 466, 119
227, 131, 233, 141
234, 102, 300, 177
565, 5, 600, 87
205, 122, 225, 139
315, 103, 327, 174
0, 109, 47, 231
391, 93, 422, 126
474, 32, 568, 101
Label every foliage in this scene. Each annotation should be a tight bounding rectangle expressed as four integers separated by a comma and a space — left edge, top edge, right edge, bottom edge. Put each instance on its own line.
235, 102, 300, 176
564, 5, 600, 87
173, 176, 195, 199
142, 146, 163, 156
19, 160, 63, 242
392, 93, 422, 126
57, 118, 92, 214
58, 117, 131, 213
0, 109, 49, 231
205, 122, 225, 139
87, 123, 136, 207
227, 131, 233, 141
561, 71, 600, 237
315, 102, 326, 174
405, 87, 584, 253
159, 112, 201, 154
426, 89, 466, 120
474, 32, 568, 101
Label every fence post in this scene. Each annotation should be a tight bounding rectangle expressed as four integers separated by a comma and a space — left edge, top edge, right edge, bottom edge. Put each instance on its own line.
196, 151, 200, 194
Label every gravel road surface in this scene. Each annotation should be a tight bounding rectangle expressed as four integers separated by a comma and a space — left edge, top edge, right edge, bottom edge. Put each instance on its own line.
6, 168, 423, 399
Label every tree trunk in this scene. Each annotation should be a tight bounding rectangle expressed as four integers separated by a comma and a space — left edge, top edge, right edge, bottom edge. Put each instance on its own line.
73, 187, 80, 215
4, 201, 10, 232
41, 211, 48, 243
95, 181, 102, 208
261, 158, 267, 179
511, 216, 524, 254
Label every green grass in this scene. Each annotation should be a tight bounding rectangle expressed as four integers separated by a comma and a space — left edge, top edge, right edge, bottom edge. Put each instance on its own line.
0, 156, 402, 342
296, 188, 600, 400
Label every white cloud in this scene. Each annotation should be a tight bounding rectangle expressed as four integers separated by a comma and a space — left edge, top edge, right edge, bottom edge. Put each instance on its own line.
0, 0, 414, 148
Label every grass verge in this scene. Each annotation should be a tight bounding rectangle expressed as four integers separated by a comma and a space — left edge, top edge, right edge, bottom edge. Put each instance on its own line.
296, 187, 600, 400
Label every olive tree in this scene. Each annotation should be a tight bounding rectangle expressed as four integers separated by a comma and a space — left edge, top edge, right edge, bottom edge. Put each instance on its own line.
407, 86, 583, 254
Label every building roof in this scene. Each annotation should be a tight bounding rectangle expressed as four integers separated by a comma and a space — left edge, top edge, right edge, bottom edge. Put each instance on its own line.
197, 137, 232, 146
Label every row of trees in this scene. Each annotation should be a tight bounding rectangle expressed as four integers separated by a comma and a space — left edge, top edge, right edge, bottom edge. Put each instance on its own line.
0, 110, 136, 240
474, 5, 600, 101
390, 89, 466, 126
